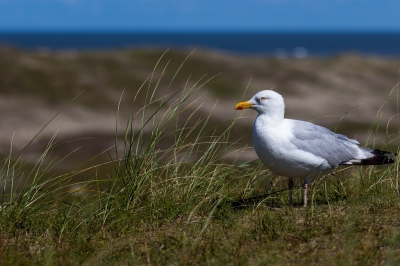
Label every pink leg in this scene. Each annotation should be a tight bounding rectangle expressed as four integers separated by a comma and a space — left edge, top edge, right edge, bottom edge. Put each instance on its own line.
303, 183, 308, 207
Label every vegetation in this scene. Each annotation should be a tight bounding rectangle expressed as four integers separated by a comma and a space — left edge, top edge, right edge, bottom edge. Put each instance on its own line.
0, 49, 399, 265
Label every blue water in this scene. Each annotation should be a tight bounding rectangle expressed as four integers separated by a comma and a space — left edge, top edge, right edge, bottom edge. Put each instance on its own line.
0, 32, 400, 57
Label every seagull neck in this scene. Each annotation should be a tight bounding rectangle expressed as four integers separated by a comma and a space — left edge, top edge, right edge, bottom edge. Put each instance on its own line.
257, 112, 284, 124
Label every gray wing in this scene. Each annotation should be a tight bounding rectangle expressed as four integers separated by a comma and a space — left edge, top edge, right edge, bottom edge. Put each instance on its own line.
289, 119, 360, 167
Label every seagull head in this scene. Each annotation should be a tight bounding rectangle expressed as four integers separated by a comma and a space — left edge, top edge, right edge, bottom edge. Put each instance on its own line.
235, 90, 285, 118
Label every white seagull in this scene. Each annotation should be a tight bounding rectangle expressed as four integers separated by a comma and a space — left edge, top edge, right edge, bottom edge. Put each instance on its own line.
235, 90, 396, 207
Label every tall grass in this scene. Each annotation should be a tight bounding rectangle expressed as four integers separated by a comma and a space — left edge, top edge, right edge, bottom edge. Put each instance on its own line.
0, 53, 399, 265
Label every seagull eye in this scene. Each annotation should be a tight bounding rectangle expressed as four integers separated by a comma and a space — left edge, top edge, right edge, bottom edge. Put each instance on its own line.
260, 97, 266, 101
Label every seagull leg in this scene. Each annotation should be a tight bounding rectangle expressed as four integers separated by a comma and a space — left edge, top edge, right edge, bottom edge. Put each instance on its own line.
288, 178, 294, 205
303, 183, 308, 207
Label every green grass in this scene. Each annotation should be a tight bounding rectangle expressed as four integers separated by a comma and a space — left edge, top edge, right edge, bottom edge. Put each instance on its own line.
0, 53, 400, 265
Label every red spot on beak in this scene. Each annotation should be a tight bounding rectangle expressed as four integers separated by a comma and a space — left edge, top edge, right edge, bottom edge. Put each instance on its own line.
235, 101, 252, 110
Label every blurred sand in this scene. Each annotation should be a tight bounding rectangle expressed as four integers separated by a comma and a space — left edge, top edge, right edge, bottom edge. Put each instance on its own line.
0, 47, 399, 171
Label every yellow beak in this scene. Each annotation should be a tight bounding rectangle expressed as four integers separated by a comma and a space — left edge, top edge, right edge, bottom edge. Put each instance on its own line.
235, 101, 253, 110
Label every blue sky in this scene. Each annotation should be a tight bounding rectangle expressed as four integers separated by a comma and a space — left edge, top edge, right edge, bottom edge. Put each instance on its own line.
0, 0, 399, 32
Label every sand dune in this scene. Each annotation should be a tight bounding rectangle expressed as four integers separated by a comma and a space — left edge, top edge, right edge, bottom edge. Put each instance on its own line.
1, 47, 399, 170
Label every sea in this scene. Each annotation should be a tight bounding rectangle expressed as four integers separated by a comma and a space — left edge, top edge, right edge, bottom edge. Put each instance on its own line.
0, 32, 400, 57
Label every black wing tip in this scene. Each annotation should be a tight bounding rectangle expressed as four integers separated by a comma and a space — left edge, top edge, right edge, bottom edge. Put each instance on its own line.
341, 149, 397, 166
361, 149, 397, 165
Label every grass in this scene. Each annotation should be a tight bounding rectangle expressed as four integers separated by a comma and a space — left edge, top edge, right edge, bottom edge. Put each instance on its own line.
0, 52, 400, 265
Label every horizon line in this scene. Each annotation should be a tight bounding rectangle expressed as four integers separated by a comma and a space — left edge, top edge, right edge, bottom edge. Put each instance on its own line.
1, 29, 400, 34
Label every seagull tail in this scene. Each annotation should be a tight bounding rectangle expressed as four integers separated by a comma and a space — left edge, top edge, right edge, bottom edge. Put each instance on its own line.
341, 149, 397, 165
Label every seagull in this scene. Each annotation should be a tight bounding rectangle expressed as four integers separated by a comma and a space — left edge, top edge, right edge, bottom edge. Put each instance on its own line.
235, 90, 396, 207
